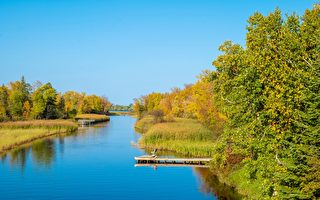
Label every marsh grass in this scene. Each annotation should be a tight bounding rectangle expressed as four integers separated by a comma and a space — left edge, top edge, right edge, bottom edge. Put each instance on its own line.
0, 128, 73, 153
139, 140, 215, 157
0, 120, 78, 131
145, 118, 216, 141
134, 116, 154, 133
75, 114, 110, 122
136, 117, 217, 157
0, 120, 78, 153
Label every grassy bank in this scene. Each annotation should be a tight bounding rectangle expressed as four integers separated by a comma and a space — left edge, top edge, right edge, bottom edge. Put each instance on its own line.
136, 116, 268, 198
0, 120, 78, 130
0, 120, 78, 153
135, 116, 254, 198
75, 114, 110, 122
136, 117, 217, 157
135, 116, 154, 133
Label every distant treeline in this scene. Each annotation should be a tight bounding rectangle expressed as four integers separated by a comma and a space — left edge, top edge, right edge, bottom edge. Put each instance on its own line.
0, 77, 111, 121
110, 104, 133, 111
134, 6, 319, 199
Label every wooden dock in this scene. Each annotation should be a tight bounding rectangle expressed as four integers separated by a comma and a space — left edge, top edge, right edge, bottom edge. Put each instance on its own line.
134, 155, 211, 167
134, 163, 210, 168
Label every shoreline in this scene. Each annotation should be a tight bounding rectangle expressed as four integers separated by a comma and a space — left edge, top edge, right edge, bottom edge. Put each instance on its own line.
0, 120, 78, 155
0, 128, 76, 155
135, 116, 217, 157
0, 115, 112, 155
134, 116, 248, 198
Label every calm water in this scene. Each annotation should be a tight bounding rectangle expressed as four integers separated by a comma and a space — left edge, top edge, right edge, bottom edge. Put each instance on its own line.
0, 116, 240, 200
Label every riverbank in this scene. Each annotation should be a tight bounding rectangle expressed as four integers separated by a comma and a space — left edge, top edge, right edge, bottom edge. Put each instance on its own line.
108, 111, 134, 116
0, 120, 78, 154
135, 116, 253, 198
75, 114, 110, 122
135, 116, 217, 157
0, 115, 242, 200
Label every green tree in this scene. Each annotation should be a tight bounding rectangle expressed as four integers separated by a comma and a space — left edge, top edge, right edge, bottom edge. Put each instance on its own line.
8, 76, 31, 120
31, 83, 58, 119
0, 85, 9, 121
212, 6, 320, 199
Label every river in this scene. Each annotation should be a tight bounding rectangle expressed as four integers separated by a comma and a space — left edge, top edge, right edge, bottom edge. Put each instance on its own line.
0, 116, 241, 200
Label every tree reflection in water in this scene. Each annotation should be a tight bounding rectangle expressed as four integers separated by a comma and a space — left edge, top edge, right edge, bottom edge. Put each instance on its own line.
9, 147, 31, 172
193, 167, 243, 200
0, 126, 106, 171
1, 137, 61, 171
142, 149, 243, 199
1, 153, 7, 164
58, 137, 65, 155
31, 139, 56, 167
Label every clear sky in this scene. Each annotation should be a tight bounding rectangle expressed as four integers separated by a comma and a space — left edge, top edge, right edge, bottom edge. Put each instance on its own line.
0, 0, 316, 105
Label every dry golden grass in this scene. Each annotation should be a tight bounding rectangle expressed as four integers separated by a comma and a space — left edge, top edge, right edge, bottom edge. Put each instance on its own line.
145, 118, 215, 141
0, 120, 78, 153
0, 128, 76, 153
0, 120, 77, 130
139, 139, 215, 157
134, 116, 154, 133
75, 114, 110, 122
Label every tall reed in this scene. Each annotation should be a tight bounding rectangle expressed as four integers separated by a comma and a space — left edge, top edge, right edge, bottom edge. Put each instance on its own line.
0, 120, 78, 132
136, 117, 217, 157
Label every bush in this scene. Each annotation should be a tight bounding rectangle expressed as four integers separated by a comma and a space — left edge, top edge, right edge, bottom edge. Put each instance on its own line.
149, 109, 164, 123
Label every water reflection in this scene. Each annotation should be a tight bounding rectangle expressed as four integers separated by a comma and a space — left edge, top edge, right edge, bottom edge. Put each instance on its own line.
9, 147, 30, 171
0, 118, 242, 200
31, 139, 55, 167
0, 122, 110, 171
1, 153, 7, 163
194, 168, 242, 200
1, 138, 57, 170
141, 148, 242, 199
58, 137, 65, 155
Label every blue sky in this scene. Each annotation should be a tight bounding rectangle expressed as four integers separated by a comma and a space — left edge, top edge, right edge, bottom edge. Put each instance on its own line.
0, 0, 316, 105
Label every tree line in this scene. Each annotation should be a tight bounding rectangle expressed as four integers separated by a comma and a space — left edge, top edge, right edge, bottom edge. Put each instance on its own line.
110, 104, 133, 111
0, 77, 112, 121
134, 5, 319, 199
